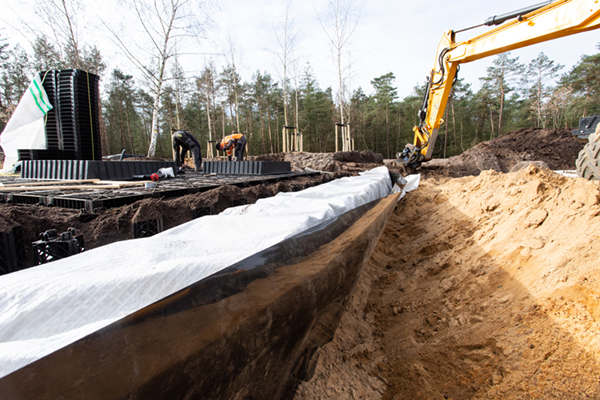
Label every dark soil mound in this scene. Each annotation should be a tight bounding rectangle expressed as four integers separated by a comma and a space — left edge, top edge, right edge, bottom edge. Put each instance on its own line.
0, 172, 343, 268
333, 150, 383, 164
252, 151, 384, 173
431, 128, 584, 177
252, 153, 286, 162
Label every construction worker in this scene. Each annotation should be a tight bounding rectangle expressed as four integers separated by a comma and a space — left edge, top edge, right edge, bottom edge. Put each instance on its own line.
172, 130, 202, 171
215, 133, 247, 161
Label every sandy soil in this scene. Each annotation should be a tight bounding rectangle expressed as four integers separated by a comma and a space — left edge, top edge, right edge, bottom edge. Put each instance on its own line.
294, 129, 600, 399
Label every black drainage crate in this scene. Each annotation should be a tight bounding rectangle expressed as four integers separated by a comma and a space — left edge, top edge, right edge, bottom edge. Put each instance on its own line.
232, 199, 248, 207
32, 228, 84, 265
202, 161, 291, 175
133, 219, 164, 238
192, 207, 214, 219
0, 226, 27, 275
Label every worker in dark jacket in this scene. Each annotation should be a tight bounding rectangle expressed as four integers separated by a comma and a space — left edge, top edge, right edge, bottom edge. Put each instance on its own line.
172, 130, 202, 171
215, 133, 247, 161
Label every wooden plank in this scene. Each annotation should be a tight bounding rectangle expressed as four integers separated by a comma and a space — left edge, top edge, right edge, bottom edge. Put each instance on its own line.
0, 180, 154, 191
96, 181, 149, 188
0, 179, 100, 187
0, 184, 123, 192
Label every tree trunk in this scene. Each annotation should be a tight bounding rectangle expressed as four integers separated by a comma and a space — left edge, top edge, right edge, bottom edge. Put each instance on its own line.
148, 78, 165, 157
259, 102, 265, 154
490, 108, 495, 140
444, 115, 448, 158
126, 105, 135, 154
498, 84, 504, 137
295, 84, 299, 152
98, 91, 109, 156
385, 105, 390, 159
119, 105, 125, 151
205, 91, 213, 158
222, 109, 225, 137
451, 96, 457, 150
146, 6, 176, 157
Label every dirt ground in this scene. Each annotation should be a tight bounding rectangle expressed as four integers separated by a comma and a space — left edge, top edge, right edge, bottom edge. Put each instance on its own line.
4, 129, 600, 399
294, 128, 600, 399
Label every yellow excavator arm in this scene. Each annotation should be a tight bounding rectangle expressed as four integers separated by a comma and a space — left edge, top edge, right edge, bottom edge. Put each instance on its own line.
400, 0, 600, 169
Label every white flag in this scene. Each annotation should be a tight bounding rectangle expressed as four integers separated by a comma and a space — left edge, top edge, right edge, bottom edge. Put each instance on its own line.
0, 73, 53, 172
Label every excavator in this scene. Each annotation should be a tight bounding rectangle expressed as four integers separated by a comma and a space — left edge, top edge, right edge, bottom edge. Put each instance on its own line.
398, 0, 600, 180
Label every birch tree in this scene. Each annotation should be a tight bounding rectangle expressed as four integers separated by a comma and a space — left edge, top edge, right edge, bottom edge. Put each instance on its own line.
317, 0, 361, 125
32, 0, 83, 68
106, 0, 209, 157
226, 36, 241, 131
274, 1, 299, 141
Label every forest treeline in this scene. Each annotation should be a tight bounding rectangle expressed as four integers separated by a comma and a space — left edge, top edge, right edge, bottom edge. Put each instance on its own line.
1, 34, 600, 160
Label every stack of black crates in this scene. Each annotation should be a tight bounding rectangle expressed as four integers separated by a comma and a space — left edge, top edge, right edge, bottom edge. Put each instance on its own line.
18, 69, 102, 161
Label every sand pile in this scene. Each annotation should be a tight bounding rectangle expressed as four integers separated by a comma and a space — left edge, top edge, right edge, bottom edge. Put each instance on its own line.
295, 165, 600, 399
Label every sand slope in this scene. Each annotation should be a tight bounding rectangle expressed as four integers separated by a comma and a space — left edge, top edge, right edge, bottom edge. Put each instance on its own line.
296, 165, 600, 399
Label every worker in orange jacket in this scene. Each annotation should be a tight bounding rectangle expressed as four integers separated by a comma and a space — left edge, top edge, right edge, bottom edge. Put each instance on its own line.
215, 133, 247, 161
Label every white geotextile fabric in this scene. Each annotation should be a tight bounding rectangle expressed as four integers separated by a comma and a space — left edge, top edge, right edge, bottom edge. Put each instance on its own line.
0, 166, 397, 378
553, 170, 579, 178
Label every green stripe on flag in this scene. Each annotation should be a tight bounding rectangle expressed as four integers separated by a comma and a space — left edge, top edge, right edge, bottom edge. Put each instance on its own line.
29, 86, 46, 114
32, 78, 51, 112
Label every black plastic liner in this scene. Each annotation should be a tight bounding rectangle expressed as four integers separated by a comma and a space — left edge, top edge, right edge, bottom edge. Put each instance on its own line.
203, 160, 291, 175
0, 192, 399, 399
0, 227, 27, 275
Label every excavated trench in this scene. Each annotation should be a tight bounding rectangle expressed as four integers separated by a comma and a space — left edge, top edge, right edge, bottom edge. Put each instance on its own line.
294, 129, 600, 399
2, 130, 598, 399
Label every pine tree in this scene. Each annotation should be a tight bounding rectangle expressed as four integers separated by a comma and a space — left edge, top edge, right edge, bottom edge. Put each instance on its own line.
31, 36, 63, 72
371, 72, 398, 159
561, 43, 600, 116
1, 44, 31, 114
103, 69, 141, 155
479, 53, 524, 137
523, 52, 563, 128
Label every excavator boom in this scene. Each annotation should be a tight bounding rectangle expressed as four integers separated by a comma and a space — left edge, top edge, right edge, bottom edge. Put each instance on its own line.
399, 0, 600, 170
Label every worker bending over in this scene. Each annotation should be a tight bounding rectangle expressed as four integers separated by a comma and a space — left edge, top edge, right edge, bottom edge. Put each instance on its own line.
172, 130, 202, 171
216, 133, 247, 161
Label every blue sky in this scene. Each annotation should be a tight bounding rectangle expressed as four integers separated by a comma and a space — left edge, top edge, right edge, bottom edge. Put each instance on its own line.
1, 0, 599, 99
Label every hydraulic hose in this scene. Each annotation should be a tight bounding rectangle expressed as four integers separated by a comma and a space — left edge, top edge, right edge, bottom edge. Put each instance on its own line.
484, 0, 553, 26
455, 0, 556, 33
